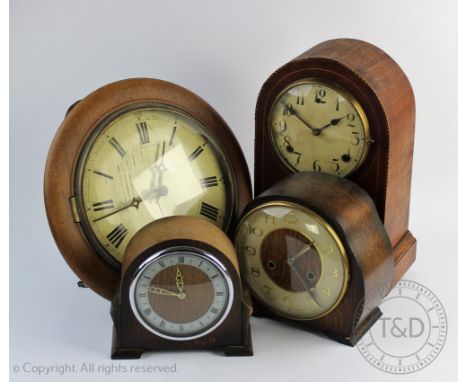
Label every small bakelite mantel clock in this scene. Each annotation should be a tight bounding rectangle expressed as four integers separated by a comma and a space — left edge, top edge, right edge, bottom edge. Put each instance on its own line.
255, 38, 416, 285
111, 216, 253, 358
44, 78, 251, 300
235, 172, 394, 345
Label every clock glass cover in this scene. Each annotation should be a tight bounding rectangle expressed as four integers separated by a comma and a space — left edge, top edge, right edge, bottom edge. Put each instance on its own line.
130, 248, 234, 340
269, 79, 370, 176
75, 104, 234, 266
236, 201, 349, 319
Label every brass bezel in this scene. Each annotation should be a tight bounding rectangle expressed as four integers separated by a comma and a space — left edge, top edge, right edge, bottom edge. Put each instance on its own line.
267, 78, 371, 177
235, 200, 350, 320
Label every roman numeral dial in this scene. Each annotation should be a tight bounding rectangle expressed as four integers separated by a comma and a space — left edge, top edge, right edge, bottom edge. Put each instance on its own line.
78, 106, 231, 264
133, 251, 231, 339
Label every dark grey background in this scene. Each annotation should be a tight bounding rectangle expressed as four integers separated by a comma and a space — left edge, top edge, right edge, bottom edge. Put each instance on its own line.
10, 0, 457, 381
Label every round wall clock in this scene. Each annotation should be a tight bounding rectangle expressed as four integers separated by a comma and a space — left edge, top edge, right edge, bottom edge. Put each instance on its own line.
254, 38, 416, 285
111, 216, 253, 358
235, 172, 393, 345
44, 78, 251, 299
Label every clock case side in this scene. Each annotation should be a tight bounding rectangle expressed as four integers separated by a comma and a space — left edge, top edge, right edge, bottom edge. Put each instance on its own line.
247, 172, 394, 345
44, 78, 252, 300
254, 39, 416, 285
111, 238, 253, 358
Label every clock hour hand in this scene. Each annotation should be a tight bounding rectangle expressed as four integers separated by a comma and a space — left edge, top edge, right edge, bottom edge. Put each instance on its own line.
148, 286, 186, 299
92, 196, 142, 222
316, 116, 346, 135
286, 242, 313, 265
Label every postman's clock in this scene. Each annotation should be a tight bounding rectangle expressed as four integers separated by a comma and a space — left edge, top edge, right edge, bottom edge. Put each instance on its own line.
44, 78, 251, 299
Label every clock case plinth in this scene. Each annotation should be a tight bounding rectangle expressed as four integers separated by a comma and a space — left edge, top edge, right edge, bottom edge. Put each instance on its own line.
254, 39, 416, 286
242, 172, 394, 346
110, 217, 253, 358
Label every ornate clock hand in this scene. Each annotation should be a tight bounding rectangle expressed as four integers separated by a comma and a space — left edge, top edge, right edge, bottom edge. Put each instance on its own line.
92, 196, 142, 222
175, 266, 184, 293
148, 286, 186, 299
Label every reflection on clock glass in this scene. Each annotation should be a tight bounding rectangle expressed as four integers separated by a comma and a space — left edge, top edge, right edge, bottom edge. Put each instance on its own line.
75, 105, 233, 265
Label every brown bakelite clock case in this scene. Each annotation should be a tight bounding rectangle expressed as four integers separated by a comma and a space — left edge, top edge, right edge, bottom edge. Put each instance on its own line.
235, 172, 394, 345
44, 78, 251, 300
112, 216, 253, 358
254, 39, 416, 285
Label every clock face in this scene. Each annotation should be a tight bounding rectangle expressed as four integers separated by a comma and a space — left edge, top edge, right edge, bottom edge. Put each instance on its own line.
75, 104, 233, 266
235, 201, 349, 320
130, 249, 233, 340
269, 79, 370, 177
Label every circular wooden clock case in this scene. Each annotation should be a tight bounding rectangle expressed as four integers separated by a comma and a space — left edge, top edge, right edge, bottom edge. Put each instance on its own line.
112, 216, 253, 358
44, 78, 251, 300
254, 38, 416, 286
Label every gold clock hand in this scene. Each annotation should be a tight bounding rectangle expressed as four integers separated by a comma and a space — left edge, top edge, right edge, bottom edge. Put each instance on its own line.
148, 286, 186, 299
286, 242, 314, 264
175, 266, 184, 293
92, 196, 142, 222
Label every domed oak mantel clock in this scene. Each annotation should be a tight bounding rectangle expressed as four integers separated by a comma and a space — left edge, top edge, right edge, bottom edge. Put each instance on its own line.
44, 78, 251, 300
111, 216, 253, 358
235, 172, 394, 345
254, 39, 416, 285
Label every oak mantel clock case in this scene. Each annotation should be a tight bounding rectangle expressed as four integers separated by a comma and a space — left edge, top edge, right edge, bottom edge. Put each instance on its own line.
235, 172, 394, 345
254, 38, 416, 285
44, 78, 251, 300
111, 216, 253, 358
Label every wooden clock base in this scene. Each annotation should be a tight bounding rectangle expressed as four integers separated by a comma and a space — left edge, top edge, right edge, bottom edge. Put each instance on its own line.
251, 300, 382, 347
393, 231, 417, 286
110, 290, 254, 359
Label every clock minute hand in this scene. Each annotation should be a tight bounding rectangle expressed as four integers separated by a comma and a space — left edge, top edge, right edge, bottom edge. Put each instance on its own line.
148, 286, 186, 299
175, 266, 184, 293
92, 196, 142, 222
281, 102, 320, 135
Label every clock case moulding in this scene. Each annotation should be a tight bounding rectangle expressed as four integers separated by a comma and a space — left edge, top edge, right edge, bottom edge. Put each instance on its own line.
242, 172, 394, 346
44, 78, 252, 300
254, 38, 416, 286
111, 217, 253, 358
